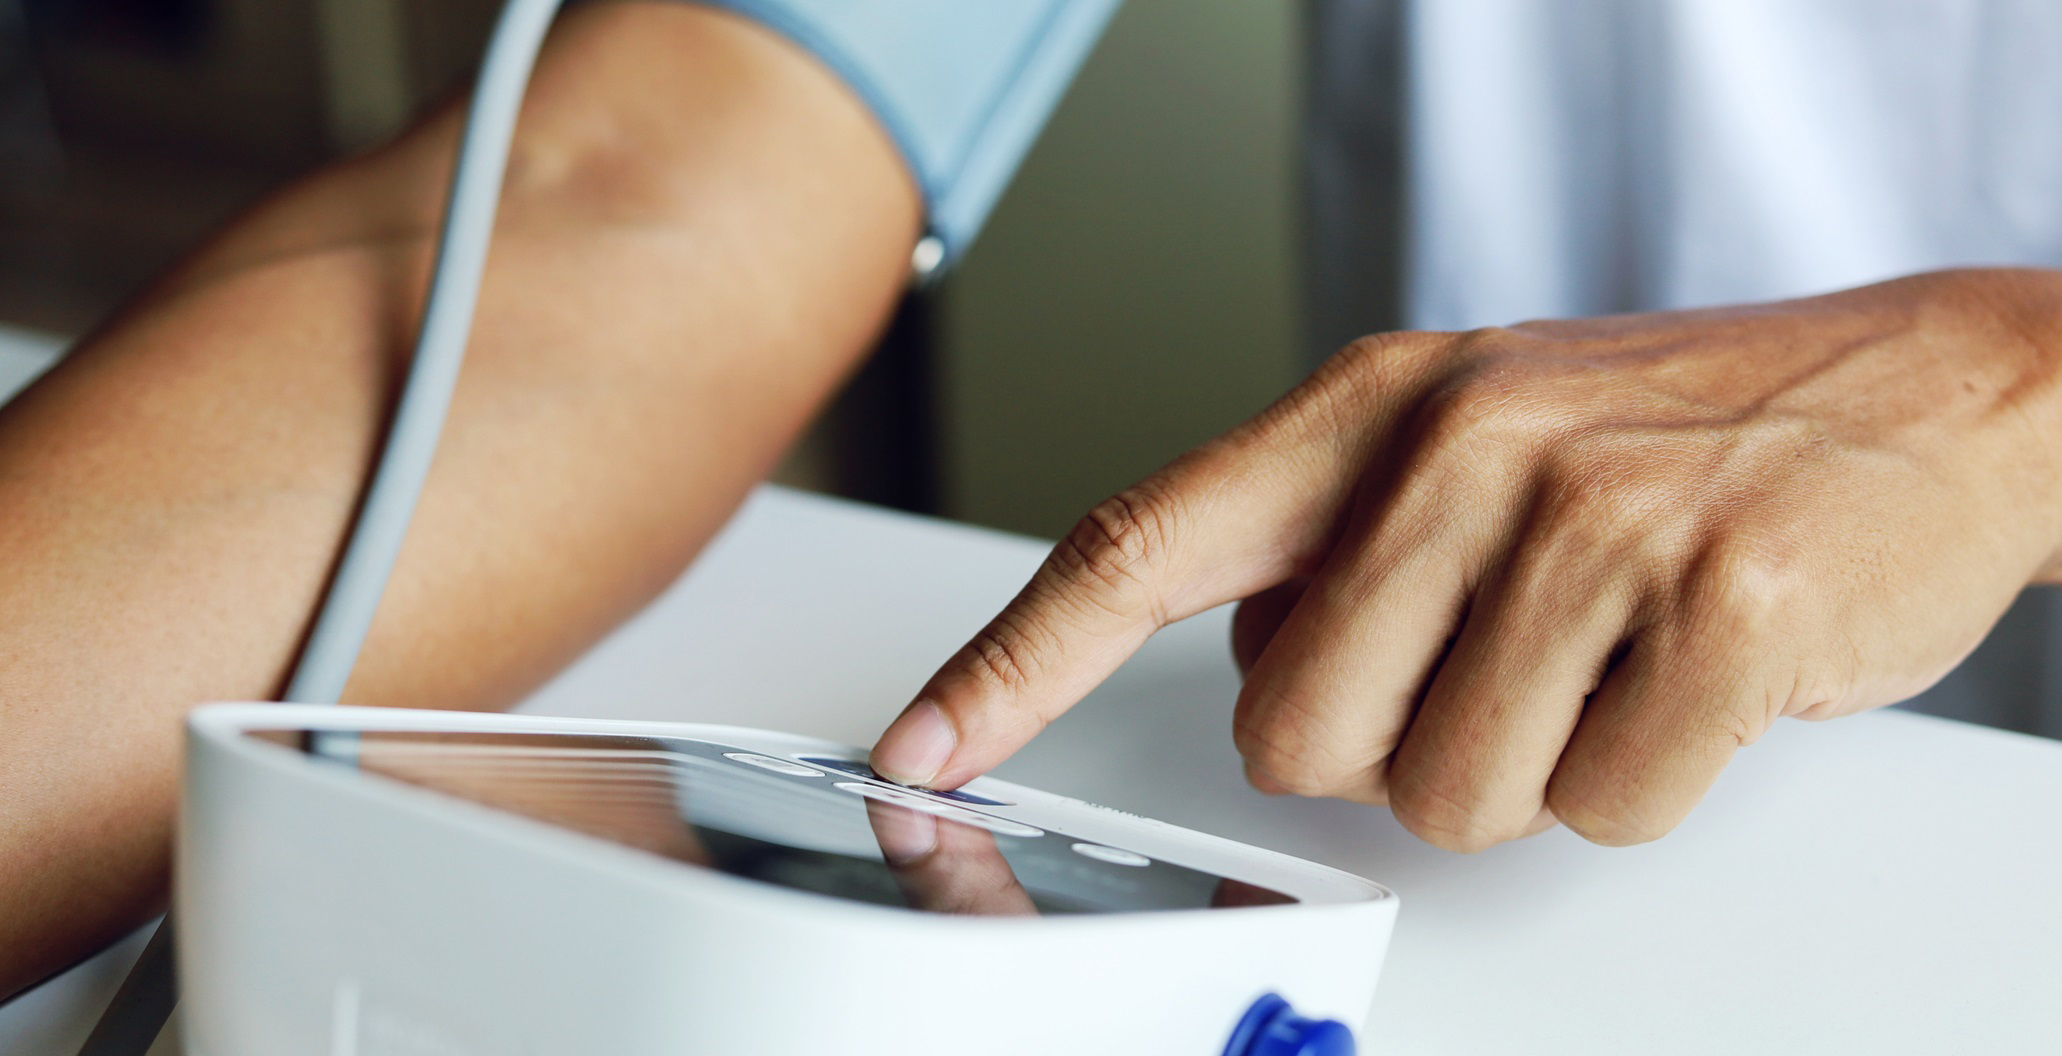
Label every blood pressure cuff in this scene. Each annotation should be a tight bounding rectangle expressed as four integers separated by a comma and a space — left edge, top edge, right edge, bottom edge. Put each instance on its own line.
691, 0, 1121, 271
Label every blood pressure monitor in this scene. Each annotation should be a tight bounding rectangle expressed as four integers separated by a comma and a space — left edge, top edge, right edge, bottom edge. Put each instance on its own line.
178, 705, 1397, 1055
69, 2, 1399, 1051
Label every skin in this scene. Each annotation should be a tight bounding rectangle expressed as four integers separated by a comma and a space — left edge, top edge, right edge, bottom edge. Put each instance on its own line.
875, 269, 2062, 852
9, 0, 2060, 1007
0, 2, 918, 1000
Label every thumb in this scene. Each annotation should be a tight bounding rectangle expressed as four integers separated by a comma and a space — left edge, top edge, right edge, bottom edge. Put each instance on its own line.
871, 442, 1343, 789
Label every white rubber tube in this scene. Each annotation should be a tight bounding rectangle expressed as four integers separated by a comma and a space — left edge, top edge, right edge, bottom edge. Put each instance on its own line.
78, 1, 567, 1050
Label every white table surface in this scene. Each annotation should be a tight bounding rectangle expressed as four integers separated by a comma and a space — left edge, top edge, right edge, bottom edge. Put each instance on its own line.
2, 329, 2060, 1053
535, 489, 2062, 1055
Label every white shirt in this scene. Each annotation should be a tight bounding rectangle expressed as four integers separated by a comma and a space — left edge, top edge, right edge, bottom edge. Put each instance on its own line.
1295, 0, 2062, 735
1402, 0, 2062, 329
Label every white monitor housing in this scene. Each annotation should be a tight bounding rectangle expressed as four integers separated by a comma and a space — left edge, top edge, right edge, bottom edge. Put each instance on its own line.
178, 705, 1398, 1056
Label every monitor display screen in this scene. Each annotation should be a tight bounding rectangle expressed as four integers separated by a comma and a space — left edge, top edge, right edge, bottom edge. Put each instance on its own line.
258, 728, 1295, 916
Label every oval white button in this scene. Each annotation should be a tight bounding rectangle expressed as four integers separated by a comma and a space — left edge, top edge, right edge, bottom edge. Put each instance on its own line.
834, 781, 1043, 838
1070, 843, 1151, 867
723, 752, 825, 778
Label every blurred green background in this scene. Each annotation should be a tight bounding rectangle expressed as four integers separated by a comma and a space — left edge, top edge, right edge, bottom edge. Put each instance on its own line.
0, 0, 1309, 539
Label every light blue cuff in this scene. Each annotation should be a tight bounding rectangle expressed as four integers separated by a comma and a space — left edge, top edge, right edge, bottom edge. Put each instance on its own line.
693, 0, 1120, 272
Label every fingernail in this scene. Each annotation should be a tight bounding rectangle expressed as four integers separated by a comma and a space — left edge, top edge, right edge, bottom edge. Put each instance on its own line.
870, 806, 938, 865
872, 701, 958, 787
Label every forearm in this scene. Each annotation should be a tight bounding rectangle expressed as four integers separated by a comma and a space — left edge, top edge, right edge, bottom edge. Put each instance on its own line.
0, 0, 917, 996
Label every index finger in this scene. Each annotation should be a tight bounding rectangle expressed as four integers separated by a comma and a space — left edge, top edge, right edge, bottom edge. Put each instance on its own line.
871, 337, 1440, 789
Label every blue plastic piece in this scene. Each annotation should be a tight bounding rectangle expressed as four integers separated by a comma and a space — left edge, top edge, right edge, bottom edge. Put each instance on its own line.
1224, 994, 1357, 1056
688, 0, 1120, 269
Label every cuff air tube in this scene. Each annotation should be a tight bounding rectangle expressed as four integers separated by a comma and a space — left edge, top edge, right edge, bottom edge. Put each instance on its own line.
81, 3, 1117, 1051
692, 0, 1121, 273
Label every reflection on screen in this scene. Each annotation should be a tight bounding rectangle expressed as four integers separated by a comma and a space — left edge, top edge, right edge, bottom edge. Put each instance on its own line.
263, 729, 1295, 916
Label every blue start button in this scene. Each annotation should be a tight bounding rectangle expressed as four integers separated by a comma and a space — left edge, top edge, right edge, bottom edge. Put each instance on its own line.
1223, 994, 1357, 1056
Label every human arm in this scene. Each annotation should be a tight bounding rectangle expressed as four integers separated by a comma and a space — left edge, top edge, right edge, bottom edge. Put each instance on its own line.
874, 268, 2062, 851
0, 0, 918, 999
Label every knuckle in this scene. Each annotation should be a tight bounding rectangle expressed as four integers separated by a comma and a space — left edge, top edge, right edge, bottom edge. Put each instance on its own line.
1251, 330, 1436, 451
1387, 769, 1512, 853
1323, 331, 1439, 399
1686, 538, 1801, 641
1419, 353, 1564, 455
961, 614, 1045, 697
1705, 677, 1788, 751
1336, 329, 1425, 367
1051, 482, 1182, 618
1790, 699, 1845, 722
1544, 781, 1672, 847
1527, 463, 1695, 582
1717, 697, 1764, 750
1548, 465, 1657, 537
1231, 694, 1367, 799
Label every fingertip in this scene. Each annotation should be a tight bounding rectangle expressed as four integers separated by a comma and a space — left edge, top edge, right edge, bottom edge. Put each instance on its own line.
870, 699, 959, 787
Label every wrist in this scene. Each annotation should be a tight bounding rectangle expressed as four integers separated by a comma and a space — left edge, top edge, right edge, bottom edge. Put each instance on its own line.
1944, 268, 2062, 585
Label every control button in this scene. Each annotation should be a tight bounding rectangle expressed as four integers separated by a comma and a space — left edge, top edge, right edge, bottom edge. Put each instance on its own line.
836, 781, 924, 804
723, 752, 825, 778
833, 782, 1044, 838
1225, 994, 1355, 1056
800, 757, 1012, 806
921, 786, 1013, 809
1070, 842, 1151, 867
